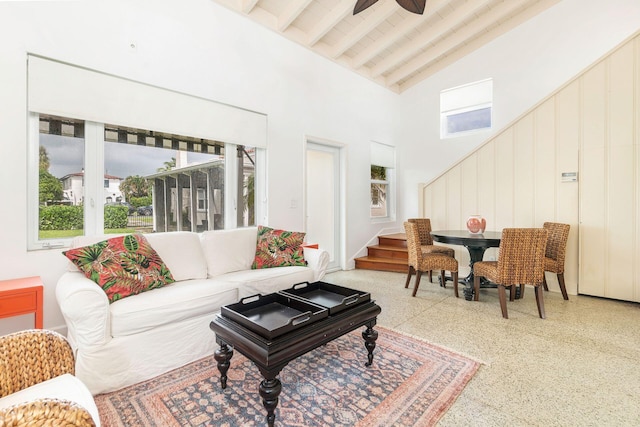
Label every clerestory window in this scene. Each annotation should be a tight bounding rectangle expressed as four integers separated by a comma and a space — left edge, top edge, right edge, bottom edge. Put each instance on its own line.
440, 78, 493, 138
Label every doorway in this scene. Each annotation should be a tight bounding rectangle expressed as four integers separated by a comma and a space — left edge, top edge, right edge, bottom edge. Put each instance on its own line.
305, 140, 343, 272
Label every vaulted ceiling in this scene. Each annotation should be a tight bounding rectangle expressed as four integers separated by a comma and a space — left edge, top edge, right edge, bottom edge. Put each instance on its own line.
211, 0, 560, 93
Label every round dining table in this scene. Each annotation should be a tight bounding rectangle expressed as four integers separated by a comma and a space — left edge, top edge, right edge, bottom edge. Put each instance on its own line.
430, 230, 502, 300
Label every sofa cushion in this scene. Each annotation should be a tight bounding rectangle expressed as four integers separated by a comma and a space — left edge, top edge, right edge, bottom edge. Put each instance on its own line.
200, 227, 258, 277
63, 234, 175, 303
0, 374, 101, 426
252, 225, 306, 269
144, 232, 207, 281
109, 278, 238, 337
219, 266, 314, 299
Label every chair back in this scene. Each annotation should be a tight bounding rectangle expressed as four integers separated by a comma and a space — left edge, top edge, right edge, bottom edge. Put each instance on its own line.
495, 228, 548, 286
0, 329, 75, 397
403, 222, 422, 268
543, 222, 570, 272
407, 218, 434, 245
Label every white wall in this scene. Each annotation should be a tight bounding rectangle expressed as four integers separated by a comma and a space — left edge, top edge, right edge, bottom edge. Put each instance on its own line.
0, 0, 399, 333
397, 0, 640, 219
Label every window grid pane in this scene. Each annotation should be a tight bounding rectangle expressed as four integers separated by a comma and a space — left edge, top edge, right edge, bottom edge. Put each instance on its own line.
38, 115, 85, 240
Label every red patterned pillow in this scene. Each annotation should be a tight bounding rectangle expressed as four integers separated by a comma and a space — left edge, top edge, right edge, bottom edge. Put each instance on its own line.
252, 225, 307, 269
63, 234, 175, 303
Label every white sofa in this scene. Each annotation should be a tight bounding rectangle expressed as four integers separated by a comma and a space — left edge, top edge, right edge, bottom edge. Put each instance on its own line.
56, 227, 329, 395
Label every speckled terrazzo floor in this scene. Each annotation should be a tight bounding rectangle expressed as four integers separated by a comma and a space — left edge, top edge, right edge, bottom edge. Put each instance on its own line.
324, 269, 640, 427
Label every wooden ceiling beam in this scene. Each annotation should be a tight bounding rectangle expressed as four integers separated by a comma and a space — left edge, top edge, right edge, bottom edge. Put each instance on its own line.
241, 0, 259, 14
349, 0, 450, 69
370, 0, 495, 78
277, 0, 313, 32
385, 0, 535, 86
329, 2, 398, 59
306, 0, 354, 47
213, 0, 559, 93
397, 0, 561, 91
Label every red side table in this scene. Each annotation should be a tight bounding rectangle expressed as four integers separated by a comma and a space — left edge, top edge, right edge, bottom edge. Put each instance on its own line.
0, 276, 44, 329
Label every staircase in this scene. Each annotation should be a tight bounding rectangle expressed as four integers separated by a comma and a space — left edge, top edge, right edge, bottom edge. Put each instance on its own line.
354, 233, 408, 273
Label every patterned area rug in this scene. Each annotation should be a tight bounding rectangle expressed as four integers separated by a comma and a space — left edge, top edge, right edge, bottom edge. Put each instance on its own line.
95, 327, 479, 426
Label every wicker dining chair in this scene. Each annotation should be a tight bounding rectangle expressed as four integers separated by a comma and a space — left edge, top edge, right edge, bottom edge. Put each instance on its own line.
404, 221, 458, 297
473, 228, 548, 319
407, 218, 455, 283
542, 222, 570, 300
0, 329, 96, 427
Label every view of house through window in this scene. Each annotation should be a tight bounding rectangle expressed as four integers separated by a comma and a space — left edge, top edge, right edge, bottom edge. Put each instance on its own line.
38, 116, 85, 240
35, 113, 256, 244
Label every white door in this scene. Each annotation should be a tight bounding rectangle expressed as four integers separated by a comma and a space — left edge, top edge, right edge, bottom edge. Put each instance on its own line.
306, 142, 342, 272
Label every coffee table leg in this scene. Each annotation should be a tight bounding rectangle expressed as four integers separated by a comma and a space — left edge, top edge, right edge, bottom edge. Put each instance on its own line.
259, 377, 282, 427
214, 342, 233, 389
362, 324, 378, 367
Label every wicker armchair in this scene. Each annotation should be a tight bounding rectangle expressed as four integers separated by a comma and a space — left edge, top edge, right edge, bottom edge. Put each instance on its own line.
404, 221, 458, 297
0, 329, 97, 427
407, 218, 455, 283
542, 222, 570, 300
473, 228, 548, 319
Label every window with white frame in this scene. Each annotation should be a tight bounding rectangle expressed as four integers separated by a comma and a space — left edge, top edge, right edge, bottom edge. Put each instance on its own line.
34, 113, 253, 240
27, 55, 266, 250
440, 78, 492, 138
370, 141, 395, 219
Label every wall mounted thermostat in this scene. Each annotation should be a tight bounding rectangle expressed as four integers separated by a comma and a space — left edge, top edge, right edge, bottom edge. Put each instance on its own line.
561, 172, 578, 182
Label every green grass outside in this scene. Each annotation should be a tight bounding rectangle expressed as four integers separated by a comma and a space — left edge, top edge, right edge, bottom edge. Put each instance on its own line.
39, 229, 84, 239
39, 227, 152, 239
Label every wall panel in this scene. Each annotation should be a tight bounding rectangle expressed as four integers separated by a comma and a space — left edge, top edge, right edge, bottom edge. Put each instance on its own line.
554, 83, 580, 290
579, 146, 607, 297
445, 165, 462, 230
495, 129, 515, 229
421, 32, 640, 301
607, 145, 634, 300
635, 37, 640, 302
533, 99, 556, 224
514, 114, 535, 226
477, 141, 496, 227
460, 155, 479, 223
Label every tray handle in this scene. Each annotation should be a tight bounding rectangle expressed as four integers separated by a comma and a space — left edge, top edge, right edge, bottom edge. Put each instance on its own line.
240, 294, 262, 304
292, 282, 309, 290
342, 294, 360, 306
289, 311, 312, 326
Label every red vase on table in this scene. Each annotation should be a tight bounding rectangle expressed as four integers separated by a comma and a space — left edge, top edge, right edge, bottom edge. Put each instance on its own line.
466, 215, 486, 234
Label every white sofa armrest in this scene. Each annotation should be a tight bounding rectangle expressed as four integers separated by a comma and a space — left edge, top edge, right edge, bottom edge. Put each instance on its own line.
55, 272, 111, 350
303, 247, 330, 281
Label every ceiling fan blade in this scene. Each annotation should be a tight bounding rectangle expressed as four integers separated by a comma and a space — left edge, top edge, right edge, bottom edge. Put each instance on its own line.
353, 0, 379, 15
396, 0, 426, 14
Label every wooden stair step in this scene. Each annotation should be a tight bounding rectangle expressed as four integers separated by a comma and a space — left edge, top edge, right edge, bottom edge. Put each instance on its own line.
377, 233, 407, 248
354, 256, 408, 273
366, 245, 408, 260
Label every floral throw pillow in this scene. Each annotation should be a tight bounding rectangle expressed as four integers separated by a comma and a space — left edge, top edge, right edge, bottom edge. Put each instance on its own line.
252, 225, 307, 269
63, 234, 175, 303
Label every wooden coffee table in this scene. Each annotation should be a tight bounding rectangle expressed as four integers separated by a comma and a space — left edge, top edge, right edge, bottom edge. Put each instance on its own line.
210, 298, 381, 427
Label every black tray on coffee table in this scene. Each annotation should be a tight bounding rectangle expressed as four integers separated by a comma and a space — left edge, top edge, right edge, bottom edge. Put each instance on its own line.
220, 293, 328, 339
279, 281, 370, 315
213, 282, 381, 427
